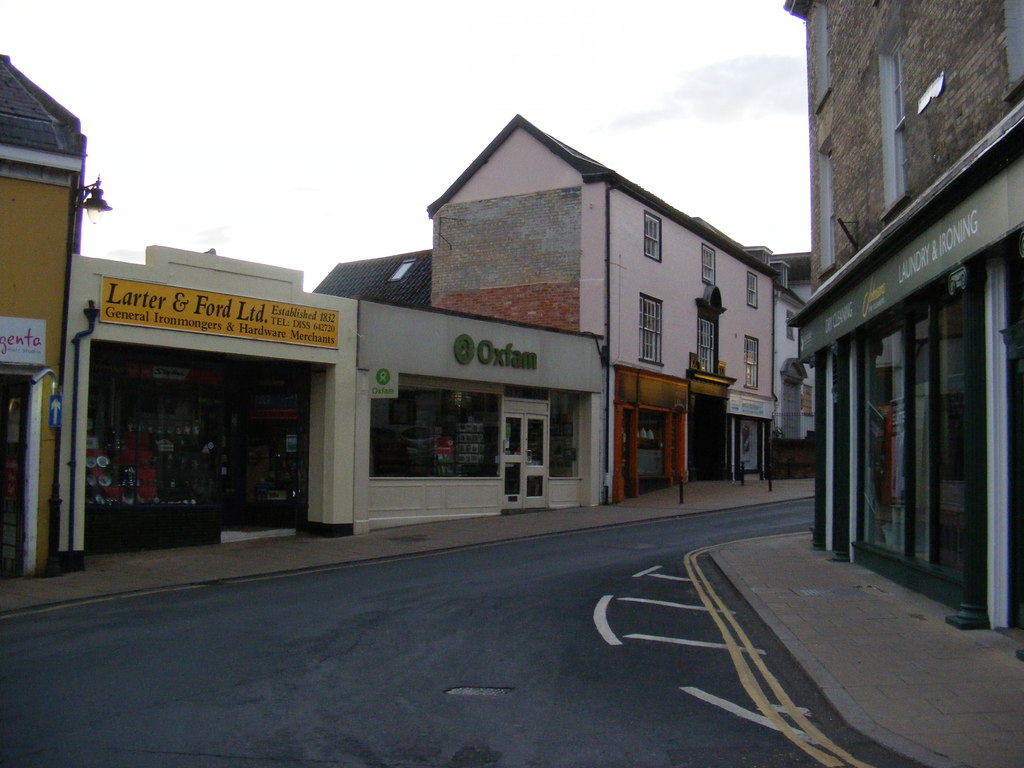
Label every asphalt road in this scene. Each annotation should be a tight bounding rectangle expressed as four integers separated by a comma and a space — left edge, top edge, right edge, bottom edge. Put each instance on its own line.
1, 502, 928, 768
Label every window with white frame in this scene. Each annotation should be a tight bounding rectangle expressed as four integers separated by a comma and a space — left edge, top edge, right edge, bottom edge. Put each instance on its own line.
819, 151, 836, 269
746, 272, 758, 307
639, 294, 662, 363
697, 317, 715, 372
813, 3, 831, 102
744, 337, 759, 388
880, 39, 908, 206
643, 212, 662, 261
1006, 1, 1024, 82
701, 244, 716, 284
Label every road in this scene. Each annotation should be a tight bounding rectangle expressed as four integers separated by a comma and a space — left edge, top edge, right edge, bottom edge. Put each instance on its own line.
1, 501, 927, 767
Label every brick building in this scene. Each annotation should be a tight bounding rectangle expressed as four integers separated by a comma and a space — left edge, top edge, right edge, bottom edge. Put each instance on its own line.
323, 116, 778, 503
786, 0, 1024, 632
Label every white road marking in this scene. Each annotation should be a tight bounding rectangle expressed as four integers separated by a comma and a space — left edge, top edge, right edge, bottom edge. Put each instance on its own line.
681, 687, 812, 742
648, 573, 692, 582
593, 595, 622, 646
625, 633, 766, 654
632, 565, 663, 578
616, 597, 712, 612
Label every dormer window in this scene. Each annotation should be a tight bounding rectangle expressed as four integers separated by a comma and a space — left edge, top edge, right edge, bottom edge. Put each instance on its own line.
389, 258, 416, 281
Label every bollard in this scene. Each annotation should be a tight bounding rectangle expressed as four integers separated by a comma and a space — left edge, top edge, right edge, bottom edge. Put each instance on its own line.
679, 477, 685, 504
739, 461, 745, 485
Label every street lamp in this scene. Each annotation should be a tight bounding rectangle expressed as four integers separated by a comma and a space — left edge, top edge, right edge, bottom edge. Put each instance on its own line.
78, 176, 112, 223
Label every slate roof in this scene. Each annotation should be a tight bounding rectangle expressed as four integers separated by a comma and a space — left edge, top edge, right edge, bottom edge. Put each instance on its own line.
0, 55, 84, 156
314, 250, 432, 306
426, 114, 775, 277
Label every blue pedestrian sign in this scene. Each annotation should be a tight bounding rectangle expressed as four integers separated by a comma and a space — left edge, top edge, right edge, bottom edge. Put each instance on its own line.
48, 395, 62, 428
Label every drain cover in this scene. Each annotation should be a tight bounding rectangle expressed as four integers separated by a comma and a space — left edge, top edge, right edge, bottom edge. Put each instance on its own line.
445, 686, 514, 697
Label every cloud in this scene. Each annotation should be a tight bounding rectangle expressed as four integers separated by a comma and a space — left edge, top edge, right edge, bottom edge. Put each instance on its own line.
606, 55, 807, 131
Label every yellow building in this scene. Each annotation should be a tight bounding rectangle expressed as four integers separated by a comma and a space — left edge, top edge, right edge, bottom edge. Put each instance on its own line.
0, 55, 88, 575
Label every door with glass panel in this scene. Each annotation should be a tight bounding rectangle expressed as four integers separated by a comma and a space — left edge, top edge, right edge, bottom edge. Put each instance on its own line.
503, 412, 547, 510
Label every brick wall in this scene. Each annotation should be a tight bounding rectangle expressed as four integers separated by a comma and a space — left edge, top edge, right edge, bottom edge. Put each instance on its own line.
806, 0, 1012, 286
431, 187, 582, 331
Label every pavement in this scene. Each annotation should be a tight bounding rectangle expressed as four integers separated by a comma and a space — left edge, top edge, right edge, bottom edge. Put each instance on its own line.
2, 477, 1022, 768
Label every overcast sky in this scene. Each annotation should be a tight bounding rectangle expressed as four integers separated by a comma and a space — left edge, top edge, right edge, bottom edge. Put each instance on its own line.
4, 0, 810, 290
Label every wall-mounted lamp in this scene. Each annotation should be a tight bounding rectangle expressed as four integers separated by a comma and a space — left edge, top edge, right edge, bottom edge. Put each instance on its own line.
78, 176, 112, 223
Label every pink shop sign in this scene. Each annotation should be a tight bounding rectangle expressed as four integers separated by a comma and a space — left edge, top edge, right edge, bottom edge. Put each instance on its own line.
0, 316, 46, 365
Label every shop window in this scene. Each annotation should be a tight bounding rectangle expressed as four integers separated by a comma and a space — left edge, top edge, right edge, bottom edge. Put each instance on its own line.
370, 385, 499, 478
550, 391, 579, 477
637, 411, 665, 478
864, 324, 906, 553
936, 300, 965, 569
86, 357, 225, 507
912, 313, 931, 560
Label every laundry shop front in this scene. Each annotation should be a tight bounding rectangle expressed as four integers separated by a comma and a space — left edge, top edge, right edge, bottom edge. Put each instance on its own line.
794, 133, 1024, 630
61, 247, 357, 566
354, 302, 603, 532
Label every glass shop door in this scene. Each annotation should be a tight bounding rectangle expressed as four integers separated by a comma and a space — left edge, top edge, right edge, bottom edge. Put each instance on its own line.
1, 380, 27, 576
223, 363, 309, 531
503, 410, 547, 511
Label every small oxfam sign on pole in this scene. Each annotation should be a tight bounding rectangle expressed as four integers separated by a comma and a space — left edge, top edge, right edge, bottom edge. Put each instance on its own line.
371, 367, 397, 399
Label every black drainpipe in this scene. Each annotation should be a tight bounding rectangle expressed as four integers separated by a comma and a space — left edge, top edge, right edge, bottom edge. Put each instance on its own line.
65, 300, 99, 571
603, 181, 617, 504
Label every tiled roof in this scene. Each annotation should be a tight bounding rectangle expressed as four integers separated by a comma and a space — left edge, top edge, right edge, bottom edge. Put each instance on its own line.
314, 250, 432, 306
0, 55, 84, 156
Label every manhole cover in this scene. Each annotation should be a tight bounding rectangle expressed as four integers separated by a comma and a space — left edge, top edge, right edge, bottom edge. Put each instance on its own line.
445, 686, 514, 697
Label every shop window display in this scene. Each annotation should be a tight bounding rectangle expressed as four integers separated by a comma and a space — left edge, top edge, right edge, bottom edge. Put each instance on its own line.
549, 391, 579, 477
86, 359, 224, 507
864, 325, 905, 551
371, 386, 499, 477
637, 411, 665, 477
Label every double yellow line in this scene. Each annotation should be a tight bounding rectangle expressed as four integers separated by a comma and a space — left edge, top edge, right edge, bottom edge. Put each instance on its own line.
684, 536, 876, 768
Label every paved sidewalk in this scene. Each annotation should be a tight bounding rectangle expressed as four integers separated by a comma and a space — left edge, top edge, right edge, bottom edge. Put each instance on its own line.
715, 534, 1024, 768
2, 477, 1022, 768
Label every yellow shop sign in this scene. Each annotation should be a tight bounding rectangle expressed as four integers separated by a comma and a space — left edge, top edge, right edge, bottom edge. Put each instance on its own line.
100, 277, 338, 349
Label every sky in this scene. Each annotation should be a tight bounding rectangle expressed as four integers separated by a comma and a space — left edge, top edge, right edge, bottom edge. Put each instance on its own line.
4, 0, 811, 291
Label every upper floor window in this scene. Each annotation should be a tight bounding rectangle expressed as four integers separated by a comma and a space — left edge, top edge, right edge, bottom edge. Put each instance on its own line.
1006, 1, 1024, 82
746, 272, 758, 307
880, 40, 908, 205
819, 151, 836, 270
697, 316, 716, 372
701, 244, 716, 285
786, 309, 795, 340
639, 294, 662, 363
744, 337, 760, 388
813, 4, 831, 102
643, 212, 662, 261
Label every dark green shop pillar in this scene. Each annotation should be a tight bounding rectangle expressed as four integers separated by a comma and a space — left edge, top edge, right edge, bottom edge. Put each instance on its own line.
812, 348, 828, 549
832, 339, 851, 562
947, 263, 990, 630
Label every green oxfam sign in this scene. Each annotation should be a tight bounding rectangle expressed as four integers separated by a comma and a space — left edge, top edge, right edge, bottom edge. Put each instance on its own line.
453, 334, 538, 370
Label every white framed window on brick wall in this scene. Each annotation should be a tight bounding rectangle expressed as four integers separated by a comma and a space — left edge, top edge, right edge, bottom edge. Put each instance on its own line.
813, 3, 831, 103
819, 151, 836, 270
880, 39, 908, 206
1006, 1, 1024, 82
639, 294, 662, 363
746, 272, 758, 307
701, 243, 716, 284
643, 212, 662, 261
744, 336, 759, 388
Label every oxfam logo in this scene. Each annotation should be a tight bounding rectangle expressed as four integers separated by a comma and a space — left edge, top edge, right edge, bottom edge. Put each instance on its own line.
453, 333, 538, 370
375, 368, 391, 386
453, 334, 476, 365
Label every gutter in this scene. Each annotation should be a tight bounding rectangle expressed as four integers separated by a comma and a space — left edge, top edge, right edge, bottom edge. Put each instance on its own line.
65, 300, 99, 571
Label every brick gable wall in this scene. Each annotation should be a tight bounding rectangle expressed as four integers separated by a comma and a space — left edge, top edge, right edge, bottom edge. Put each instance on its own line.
431, 187, 582, 331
